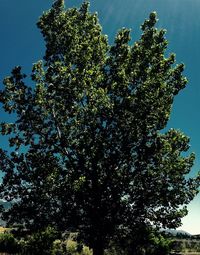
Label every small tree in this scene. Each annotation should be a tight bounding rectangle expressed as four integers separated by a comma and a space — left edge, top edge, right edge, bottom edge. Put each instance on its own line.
0, 1, 199, 254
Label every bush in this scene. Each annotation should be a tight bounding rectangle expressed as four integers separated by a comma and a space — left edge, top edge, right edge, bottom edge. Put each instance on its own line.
51, 238, 92, 255
0, 232, 20, 253
51, 239, 68, 255
19, 226, 60, 255
146, 233, 173, 255
105, 226, 173, 255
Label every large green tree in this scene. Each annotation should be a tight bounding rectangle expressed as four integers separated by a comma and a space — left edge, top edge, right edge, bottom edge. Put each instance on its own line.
0, 1, 199, 254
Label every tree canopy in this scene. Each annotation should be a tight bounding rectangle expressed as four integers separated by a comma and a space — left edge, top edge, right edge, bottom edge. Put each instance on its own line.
0, 1, 199, 255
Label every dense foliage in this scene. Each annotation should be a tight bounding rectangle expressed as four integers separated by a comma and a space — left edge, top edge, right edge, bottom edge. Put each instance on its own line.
0, 232, 20, 253
0, 0, 199, 254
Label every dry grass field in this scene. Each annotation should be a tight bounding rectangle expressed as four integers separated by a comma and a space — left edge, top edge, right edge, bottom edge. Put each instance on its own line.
0, 227, 10, 234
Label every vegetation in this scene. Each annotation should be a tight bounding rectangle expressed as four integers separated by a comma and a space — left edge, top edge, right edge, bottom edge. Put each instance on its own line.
1, 229, 200, 255
0, 0, 199, 254
51, 238, 92, 255
17, 226, 60, 255
0, 232, 20, 253
171, 237, 200, 254
0, 228, 173, 255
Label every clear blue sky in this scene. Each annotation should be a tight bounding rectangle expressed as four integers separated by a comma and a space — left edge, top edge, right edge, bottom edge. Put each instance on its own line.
0, 0, 200, 234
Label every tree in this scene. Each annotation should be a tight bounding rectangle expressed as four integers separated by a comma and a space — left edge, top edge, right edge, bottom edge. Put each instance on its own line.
0, 1, 199, 254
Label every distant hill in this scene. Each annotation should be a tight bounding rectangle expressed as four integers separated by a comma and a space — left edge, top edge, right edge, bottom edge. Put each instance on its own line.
159, 228, 199, 239
162, 229, 200, 239
163, 229, 192, 237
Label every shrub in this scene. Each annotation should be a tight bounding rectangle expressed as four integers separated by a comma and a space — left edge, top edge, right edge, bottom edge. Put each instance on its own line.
51, 239, 67, 255
147, 233, 173, 255
0, 232, 19, 253
51, 238, 92, 255
19, 226, 60, 255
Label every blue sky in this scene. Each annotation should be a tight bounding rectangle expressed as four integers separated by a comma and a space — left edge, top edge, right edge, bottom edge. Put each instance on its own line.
0, 0, 200, 234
